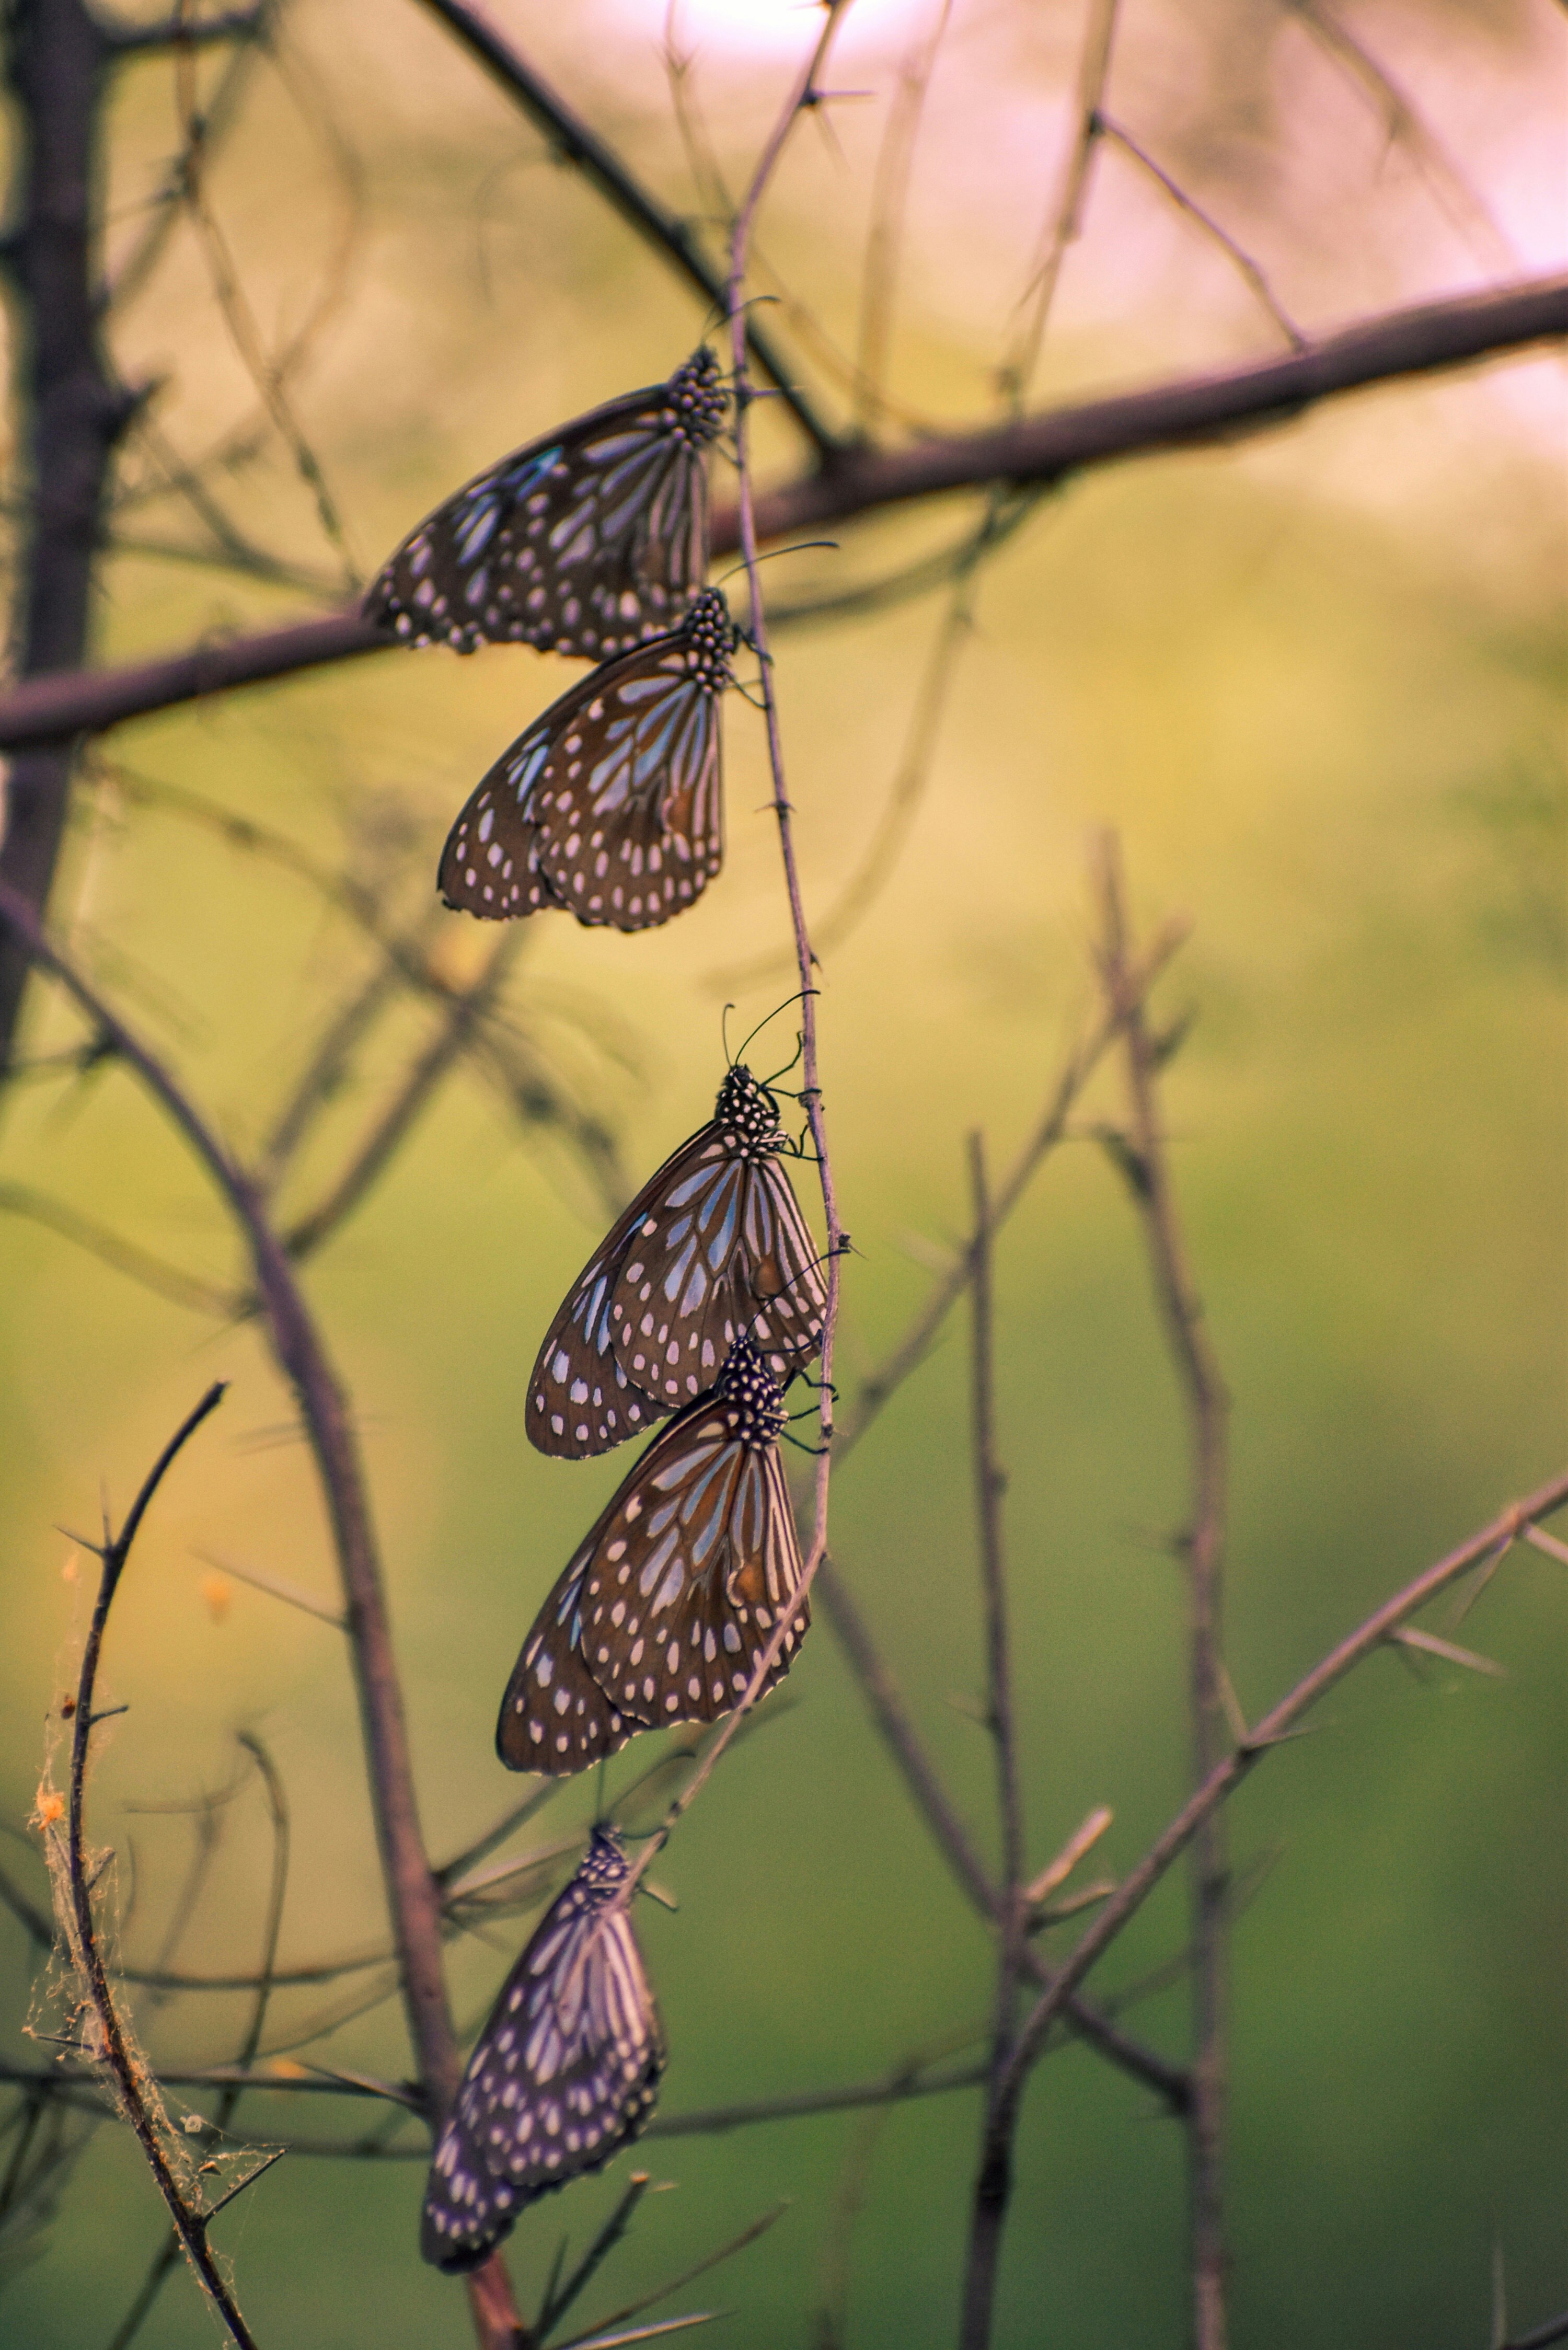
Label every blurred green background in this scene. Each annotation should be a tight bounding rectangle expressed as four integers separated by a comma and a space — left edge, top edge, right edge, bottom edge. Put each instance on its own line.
1, 1, 1564, 2343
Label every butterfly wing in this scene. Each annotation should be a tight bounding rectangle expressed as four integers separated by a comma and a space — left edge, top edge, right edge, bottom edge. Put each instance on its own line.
526, 604, 728, 933
497, 1547, 635, 1773
422, 1834, 663, 2270
527, 1116, 735, 1460
369, 350, 725, 660
609, 1153, 827, 1411
439, 594, 730, 931
574, 1373, 808, 1732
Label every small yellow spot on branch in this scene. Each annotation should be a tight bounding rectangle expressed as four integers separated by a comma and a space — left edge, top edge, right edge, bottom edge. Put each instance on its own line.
199, 1571, 232, 1625
33, 1789, 65, 1828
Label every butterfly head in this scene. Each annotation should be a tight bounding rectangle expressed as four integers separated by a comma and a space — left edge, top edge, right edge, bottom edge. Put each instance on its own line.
714, 1339, 788, 1449
666, 346, 729, 446
713, 1062, 789, 1159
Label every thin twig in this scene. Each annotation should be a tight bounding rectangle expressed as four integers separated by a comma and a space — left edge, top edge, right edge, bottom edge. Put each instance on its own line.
1, 275, 1561, 751
169, 11, 359, 582
838, 914, 1189, 1457
1095, 835, 1231, 2350
1096, 114, 1304, 351
281, 934, 519, 1259
49, 1384, 261, 2348
0, 1180, 234, 1316
957, 1132, 1030, 2350
854, 0, 953, 434
999, 0, 1122, 409
536, 2173, 651, 2337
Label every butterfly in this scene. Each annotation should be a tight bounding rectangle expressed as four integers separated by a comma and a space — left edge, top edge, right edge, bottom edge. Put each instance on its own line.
366, 347, 727, 661
499, 1341, 808, 1776
529, 1061, 826, 1458
421, 1824, 663, 2271
437, 588, 733, 931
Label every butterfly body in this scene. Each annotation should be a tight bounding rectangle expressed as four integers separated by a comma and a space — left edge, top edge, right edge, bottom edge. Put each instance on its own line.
421, 1825, 662, 2271
529, 1064, 826, 1459
368, 347, 727, 659
501, 1340, 808, 1776
439, 588, 733, 931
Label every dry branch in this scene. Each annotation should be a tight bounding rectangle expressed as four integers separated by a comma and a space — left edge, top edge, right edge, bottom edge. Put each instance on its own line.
0, 277, 1558, 754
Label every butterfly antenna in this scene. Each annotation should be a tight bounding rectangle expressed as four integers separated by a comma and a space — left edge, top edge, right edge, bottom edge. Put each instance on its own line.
721, 1001, 737, 1068
713, 542, 839, 594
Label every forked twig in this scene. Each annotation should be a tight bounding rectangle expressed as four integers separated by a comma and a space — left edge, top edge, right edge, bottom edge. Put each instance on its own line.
995, 1474, 1568, 2104
1094, 836, 1231, 2350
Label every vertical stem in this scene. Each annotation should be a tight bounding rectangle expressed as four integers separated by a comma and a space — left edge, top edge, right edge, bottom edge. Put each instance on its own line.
958, 1133, 1029, 2350
967, 1132, 1024, 1894
1097, 836, 1230, 2350
0, 0, 129, 1074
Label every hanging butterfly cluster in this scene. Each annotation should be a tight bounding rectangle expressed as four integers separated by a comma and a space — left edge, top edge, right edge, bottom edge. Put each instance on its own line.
374, 353, 828, 2270
366, 347, 734, 934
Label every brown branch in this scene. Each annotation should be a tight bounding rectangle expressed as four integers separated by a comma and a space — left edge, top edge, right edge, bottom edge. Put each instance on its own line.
995, 1470, 1568, 2107
51, 1381, 261, 2348
0, 881, 522, 2348
411, 0, 839, 460
1095, 837, 1231, 2350
0, 0, 139, 1072
1502, 2313, 1568, 2350
0, 275, 1559, 753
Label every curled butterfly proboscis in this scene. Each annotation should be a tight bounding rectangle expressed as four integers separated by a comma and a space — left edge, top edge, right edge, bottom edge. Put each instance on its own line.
421, 1825, 662, 2271
529, 1061, 827, 1459
439, 589, 734, 932
367, 347, 727, 660
500, 1341, 808, 1776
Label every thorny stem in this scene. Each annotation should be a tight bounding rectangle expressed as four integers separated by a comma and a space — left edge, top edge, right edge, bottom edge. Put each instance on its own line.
1097, 838, 1231, 2350
627, 0, 852, 1890
55, 1384, 262, 2348
0, 883, 522, 2350
958, 1132, 1031, 2350
993, 1471, 1568, 2109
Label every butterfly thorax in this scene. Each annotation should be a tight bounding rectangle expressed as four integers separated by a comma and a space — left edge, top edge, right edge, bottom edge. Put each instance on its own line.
676, 589, 735, 694
577, 1824, 631, 1904
712, 1063, 789, 1162
664, 347, 728, 447
714, 1341, 788, 1449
